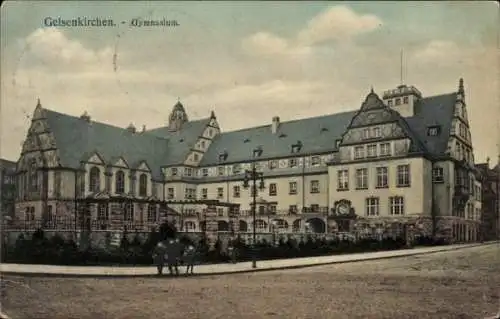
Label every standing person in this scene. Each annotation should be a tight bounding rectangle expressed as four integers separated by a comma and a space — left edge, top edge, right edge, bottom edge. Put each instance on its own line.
165, 238, 183, 276
183, 242, 197, 275
152, 239, 168, 275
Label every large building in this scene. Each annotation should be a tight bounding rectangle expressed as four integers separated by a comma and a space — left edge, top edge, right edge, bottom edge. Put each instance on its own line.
1, 159, 17, 218
11, 79, 482, 242
476, 160, 500, 240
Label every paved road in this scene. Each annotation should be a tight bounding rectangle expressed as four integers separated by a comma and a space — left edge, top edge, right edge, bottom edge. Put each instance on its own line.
0, 243, 487, 276
2, 243, 499, 319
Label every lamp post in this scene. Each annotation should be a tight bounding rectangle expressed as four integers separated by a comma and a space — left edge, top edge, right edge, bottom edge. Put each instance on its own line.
242, 162, 265, 268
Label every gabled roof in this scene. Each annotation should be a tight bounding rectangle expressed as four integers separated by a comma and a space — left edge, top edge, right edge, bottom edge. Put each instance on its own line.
145, 118, 211, 165
200, 92, 457, 166
44, 109, 170, 179
199, 111, 356, 166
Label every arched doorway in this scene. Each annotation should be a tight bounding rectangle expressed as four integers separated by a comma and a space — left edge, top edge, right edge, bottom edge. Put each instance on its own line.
239, 220, 248, 232
217, 220, 229, 231
292, 219, 301, 232
306, 218, 326, 233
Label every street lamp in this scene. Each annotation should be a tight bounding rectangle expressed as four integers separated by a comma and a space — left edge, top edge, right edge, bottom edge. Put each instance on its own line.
242, 161, 265, 269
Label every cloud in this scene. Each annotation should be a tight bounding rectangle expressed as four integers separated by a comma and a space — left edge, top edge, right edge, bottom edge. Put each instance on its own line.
412, 40, 464, 66
242, 6, 383, 57
19, 28, 113, 72
297, 6, 382, 46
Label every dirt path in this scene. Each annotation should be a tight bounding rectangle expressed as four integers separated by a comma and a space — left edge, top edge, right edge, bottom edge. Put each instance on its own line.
2, 244, 499, 319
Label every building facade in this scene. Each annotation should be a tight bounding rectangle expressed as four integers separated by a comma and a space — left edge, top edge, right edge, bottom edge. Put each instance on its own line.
1, 159, 17, 218
476, 160, 500, 240
11, 79, 482, 242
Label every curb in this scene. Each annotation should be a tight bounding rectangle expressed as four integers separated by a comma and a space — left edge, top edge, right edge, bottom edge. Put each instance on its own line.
1, 243, 495, 279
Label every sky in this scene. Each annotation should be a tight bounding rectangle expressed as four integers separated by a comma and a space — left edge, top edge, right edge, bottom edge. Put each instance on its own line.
1, 1, 499, 164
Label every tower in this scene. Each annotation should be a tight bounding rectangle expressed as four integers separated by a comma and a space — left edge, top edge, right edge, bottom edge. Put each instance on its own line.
168, 99, 189, 131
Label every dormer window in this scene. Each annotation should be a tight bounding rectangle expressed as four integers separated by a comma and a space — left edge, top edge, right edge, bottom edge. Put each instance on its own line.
403, 96, 409, 104
395, 98, 401, 105
253, 146, 263, 157
218, 150, 228, 162
427, 126, 441, 136
291, 140, 303, 153
171, 168, 178, 176
185, 168, 193, 177
202, 168, 208, 177
311, 156, 320, 166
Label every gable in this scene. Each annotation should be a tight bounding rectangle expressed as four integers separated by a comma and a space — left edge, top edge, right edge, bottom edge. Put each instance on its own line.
88, 153, 105, 164
112, 157, 129, 168
138, 161, 151, 171
209, 118, 219, 128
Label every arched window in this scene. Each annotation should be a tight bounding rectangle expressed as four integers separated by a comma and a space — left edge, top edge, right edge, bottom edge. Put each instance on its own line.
124, 202, 134, 221
115, 170, 125, 194
147, 204, 157, 222
89, 167, 100, 192
139, 174, 148, 197
29, 159, 38, 191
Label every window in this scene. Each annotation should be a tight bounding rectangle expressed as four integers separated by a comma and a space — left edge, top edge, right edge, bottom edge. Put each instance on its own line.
387, 99, 393, 107
185, 221, 196, 231
379, 143, 391, 157
201, 188, 208, 199
269, 183, 277, 196
311, 156, 320, 166
217, 166, 225, 176
193, 153, 199, 161
395, 98, 401, 105
232, 164, 241, 174
403, 96, 409, 104
310, 180, 320, 193
337, 170, 349, 190
310, 204, 319, 212
185, 188, 196, 199
354, 146, 365, 159
289, 205, 298, 214
89, 167, 100, 192
98, 204, 108, 220
217, 208, 224, 217
202, 168, 208, 177
217, 187, 224, 199
365, 197, 379, 216
376, 167, 388, 188
255, 219, 266, 230
115, 171, 125, 194
289, 158, 298, 168
139, 174, 148, 197
47, 205, 54, 221
185, 168, 193, 177
367, 144, 377, 158
373, 127, 381, 138
427, 126, 440, 136
171, 168, 178, 176
29, 159, 38, 191
147, 204, 157, 222
167, 187, 174, 199
201, 140, 205, 149
397, 165, 411, 187
29, 207, 35, 220
289, 182, 297, 195
124, 203, 134, 221
356, 168, 368, 189
390, 196, 405, 215
269, 160, 278, 170
233, 186, 240, 198
363, 128, 370, 139
432, 167, 444, 183
269, 205, 277, 214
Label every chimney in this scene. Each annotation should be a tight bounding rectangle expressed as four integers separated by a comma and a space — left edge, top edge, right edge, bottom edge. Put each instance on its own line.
142, 124, 146, 133
80, 111, 91, 123
271, 116, 280, 134
126, 123, 136, 133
